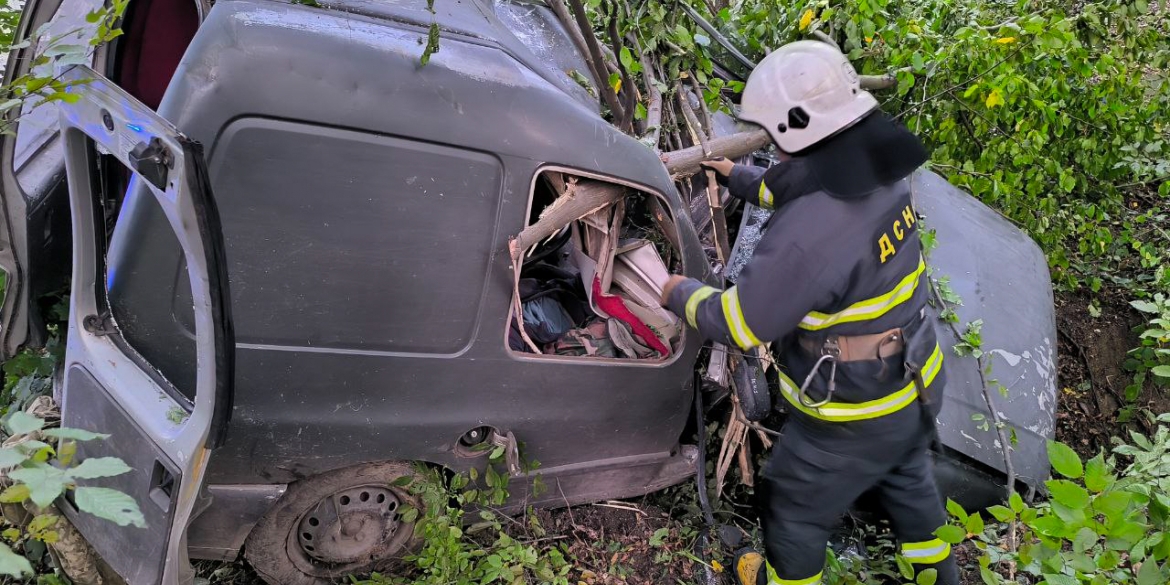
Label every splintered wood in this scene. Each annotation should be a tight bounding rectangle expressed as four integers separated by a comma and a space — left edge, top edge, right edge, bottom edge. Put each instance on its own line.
715, 396, 753, 501
512, 177, 627, 262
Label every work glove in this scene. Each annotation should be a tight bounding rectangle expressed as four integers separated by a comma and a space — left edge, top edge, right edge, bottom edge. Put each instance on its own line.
698, 157, 735, 187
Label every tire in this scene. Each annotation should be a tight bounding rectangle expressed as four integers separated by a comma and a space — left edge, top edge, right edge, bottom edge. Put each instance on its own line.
244, 461, 421, 585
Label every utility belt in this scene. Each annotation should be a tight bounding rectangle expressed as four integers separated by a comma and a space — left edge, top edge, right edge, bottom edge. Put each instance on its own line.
792, 310, 940, 415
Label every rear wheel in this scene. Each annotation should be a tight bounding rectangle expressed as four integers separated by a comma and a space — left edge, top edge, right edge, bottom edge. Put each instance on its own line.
244, 462, 421, 585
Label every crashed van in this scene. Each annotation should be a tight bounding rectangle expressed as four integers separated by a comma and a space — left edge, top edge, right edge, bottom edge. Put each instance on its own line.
0, 0, 1057, 583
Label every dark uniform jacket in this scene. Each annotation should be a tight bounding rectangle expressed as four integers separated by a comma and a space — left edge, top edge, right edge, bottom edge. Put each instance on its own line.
665, 113, 945, 436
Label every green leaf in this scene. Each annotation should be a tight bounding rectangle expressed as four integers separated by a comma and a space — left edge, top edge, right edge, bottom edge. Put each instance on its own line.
73, 487, 146, 528
649, 528, 669, 547
916, 568, 937, 585
966, 512, 985, 535
1094, 491, 1132, 520
400, 506, 419, 523
979, 565, 1000, 585
946, 498, 968, 523
57, 441, 77, 467
0, 542, 32, 577
9, 464, 69, 508
1136, 560, 1162, 585
1132, 301, 1160, 313
42, 428, 110, 442
391, 475, 413, 487
1084, 454, 1111, 492
1030, 515, 1071, 538
1048, 441, 1084, 479
1046, 479, 1090, 509
935, 524, 966, 544
1152, 365, 1170, 378
619, 46, 634, 71
69, 457, 132, 479
1010, 492, 1025, 513
987, 505, 1015, 522
0, 484, 29, 504
896, 554, 915, 579
635, 102, 647, 121
1073, 527, 1098, 554
6, 411, 45, 436
0, 448, 25, 469
1043, 575, 1078, 585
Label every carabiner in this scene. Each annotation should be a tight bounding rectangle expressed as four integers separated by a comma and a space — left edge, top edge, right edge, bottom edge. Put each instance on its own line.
798, 353, 838, 408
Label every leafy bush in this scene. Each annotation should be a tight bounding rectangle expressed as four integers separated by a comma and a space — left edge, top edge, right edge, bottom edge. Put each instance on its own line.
0, 411, 144, 578
724, 0, 1169, 293
946, 417, 1170, 584
352, 453, 570, 585
1126, 294, 1170, 396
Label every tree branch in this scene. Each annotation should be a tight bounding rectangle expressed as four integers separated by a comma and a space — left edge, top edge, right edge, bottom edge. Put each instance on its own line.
547, 0, 601, 89
606, 0, 635, 133
640, 52, 663, 147
567, 0, 625, 121
660, 129, 771, 176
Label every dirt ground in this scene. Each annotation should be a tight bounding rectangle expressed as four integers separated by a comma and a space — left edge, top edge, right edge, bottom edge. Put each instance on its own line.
1053, 288, 1168, 457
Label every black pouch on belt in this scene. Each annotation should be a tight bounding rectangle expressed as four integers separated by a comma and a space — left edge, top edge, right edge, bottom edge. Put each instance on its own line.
901, 313, 939, 411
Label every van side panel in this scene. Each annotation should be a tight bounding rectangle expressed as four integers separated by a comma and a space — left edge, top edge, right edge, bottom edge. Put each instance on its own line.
122, 0, 708, 492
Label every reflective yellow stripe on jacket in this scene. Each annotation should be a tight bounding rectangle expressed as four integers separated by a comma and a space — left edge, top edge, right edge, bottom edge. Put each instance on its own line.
758, 182, 775, 209
684, 286, 719, 328
902, 538, 952, 565
777, 343, 943, 422
683, 286, 763, 349
722, 286, 763, 349
799, 257, 927, 331
767, 563, 821, 585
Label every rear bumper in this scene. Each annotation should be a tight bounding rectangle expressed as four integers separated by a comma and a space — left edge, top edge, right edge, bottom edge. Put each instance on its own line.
933, 451, 1007, 511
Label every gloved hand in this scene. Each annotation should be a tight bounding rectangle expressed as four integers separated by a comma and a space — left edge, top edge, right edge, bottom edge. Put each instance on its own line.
698, 157, 735, 187
660, 275, 688, 306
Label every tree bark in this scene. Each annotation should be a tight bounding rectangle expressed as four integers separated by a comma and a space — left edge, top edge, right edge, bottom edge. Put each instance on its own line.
567, 0, 624, 121
660, 129, 771, 176
640, 52, 663, 146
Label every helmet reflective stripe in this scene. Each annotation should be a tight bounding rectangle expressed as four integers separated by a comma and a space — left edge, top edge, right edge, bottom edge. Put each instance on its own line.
739, 40, 879, 153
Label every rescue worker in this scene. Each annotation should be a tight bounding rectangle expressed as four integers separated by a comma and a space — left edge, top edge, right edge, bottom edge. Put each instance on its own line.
659, 41, 959, 585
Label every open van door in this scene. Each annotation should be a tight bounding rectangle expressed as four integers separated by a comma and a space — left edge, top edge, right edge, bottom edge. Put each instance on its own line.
54, 65, 233, 585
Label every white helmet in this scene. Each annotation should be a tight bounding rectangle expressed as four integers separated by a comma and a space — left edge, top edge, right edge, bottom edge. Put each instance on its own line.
739, 40, 879, 153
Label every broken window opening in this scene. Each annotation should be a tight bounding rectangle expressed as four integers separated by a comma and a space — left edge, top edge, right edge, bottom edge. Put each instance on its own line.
507, 170, 684, 362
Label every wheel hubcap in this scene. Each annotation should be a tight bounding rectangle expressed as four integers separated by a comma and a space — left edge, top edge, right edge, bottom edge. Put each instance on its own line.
297, 485, 402, 564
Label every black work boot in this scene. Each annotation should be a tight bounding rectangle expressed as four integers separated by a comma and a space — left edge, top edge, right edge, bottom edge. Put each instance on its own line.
732, 547, 767, 585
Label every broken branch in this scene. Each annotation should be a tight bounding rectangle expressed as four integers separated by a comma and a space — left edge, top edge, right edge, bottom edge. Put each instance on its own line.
640, 52, 663, 147
860, 67, 913, 90
513, 178, 626, 254
661, 129, 772, 177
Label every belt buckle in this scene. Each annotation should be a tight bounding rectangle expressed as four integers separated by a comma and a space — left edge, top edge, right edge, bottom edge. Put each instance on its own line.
822, 336, 841, 359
